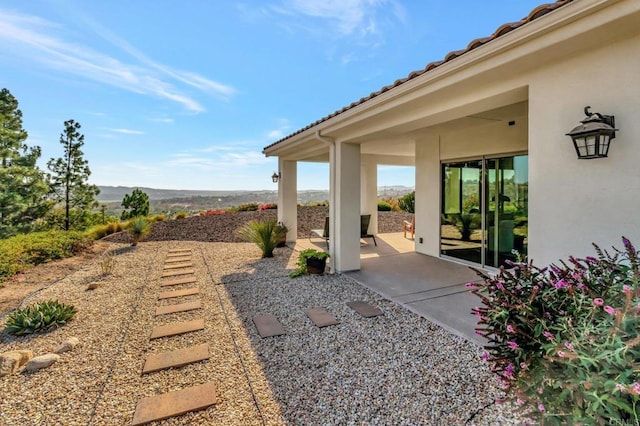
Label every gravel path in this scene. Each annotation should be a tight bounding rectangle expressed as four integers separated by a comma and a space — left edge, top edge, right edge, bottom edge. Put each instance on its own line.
0, 241, 523, 425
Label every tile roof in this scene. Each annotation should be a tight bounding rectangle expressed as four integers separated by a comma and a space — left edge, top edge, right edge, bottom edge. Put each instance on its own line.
264, 0, 574, 151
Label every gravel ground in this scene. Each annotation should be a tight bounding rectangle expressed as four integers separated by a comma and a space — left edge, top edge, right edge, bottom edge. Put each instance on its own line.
0, 241, 525, 425
103, 206, 413, 243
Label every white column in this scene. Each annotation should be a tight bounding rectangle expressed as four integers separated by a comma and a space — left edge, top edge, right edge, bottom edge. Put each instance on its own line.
277, 158, 297, 242
415, 134, 440, 256
360, 156, 378, 234
333, 142, 361, 272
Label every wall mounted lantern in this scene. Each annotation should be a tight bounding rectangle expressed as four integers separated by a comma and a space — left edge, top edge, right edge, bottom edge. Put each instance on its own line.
566, 106, 618, 159
271, 171, 281, 183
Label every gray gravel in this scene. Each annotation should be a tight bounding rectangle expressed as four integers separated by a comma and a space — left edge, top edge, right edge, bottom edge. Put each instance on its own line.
0, 241, 524, 425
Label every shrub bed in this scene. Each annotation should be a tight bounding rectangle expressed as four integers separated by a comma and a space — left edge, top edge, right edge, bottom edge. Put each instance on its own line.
0, 231, 91, 281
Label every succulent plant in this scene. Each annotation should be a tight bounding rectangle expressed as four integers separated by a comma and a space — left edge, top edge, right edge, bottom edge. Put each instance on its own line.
4, 300, 77, 336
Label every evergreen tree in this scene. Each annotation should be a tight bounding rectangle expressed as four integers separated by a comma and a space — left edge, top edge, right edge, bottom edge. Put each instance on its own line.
47, 119, 100, 231
121, 188, 150, 220
0, 88, 51, 238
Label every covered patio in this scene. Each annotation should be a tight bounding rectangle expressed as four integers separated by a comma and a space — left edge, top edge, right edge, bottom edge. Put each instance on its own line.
293, 232, 485, 345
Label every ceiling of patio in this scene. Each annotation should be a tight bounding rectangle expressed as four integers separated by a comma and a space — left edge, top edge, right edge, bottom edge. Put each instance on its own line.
296, 100, 528, 165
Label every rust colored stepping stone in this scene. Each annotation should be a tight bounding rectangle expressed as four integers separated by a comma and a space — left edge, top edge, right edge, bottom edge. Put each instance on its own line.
168, 249, 191, 254
163, 262, 193, 270
165, 256, 191, 263
158, 288, 199, 300
156, 301, 202, 316
131, 381, 218, 425
305, 307, 339, 328
150, 319, 205, 339
253, 314, 285, 338
346, 301, 384, 318
142, 343, 209, 374
162, 269, 195, 278
160, 276, 197, 287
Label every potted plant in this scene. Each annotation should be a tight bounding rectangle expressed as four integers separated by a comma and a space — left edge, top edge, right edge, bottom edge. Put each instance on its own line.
290, 249, 330, 277
275, 222, 288, 247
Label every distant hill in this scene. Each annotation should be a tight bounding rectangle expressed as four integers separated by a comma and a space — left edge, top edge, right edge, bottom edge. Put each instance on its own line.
96, 185, 413, 214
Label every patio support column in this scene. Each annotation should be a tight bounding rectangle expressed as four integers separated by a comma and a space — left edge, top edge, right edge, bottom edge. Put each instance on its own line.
332, 141, 361, 272
361, 156, 378, 235
277, 158, 297, 242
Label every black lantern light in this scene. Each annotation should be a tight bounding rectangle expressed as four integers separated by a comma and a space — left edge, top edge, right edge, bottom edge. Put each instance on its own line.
566, 106, 618, 159
271, 171, 281, 183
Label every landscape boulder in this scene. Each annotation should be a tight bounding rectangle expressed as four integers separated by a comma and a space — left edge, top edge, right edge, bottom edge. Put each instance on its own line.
0, 350, 34, 376
54, 337, 80, 354
25, 353, 60, 372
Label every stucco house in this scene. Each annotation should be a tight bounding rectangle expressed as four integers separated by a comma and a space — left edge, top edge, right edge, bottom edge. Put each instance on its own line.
263, 0, 640, 273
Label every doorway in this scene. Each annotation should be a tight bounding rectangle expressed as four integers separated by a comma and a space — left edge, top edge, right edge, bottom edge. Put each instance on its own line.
440, 155, 528, 268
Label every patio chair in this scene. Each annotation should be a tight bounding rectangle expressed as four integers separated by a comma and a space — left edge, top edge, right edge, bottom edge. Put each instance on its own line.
360, 214, 377, 246
311, 216, 330, 249
403, 215, 415, 239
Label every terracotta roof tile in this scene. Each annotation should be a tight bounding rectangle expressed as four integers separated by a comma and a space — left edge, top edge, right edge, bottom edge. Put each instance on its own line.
264, 0, 574, 152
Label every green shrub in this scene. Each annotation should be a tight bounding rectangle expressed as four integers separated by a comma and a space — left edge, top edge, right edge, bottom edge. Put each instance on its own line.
237, 202, 260, 212
290, 248, 330, 278
174, 212, 188, 219
398, 191, 415, 213
4, 300, 77, 335
470, 238, 640, 424
127, 217, 150, 246
236, 218, 285, 258
148, 214, 166, 222
0, 231, 91, 281
377, 201, 393, 211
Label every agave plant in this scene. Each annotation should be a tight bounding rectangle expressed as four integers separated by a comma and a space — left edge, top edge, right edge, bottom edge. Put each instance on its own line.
4, 300, 77, 336
236, 218, 286, 258
127, 216, 150, 246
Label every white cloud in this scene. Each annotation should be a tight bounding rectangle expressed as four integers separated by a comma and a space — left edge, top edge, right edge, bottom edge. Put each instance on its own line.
148, 117, 174, 124
270, 0, 405, 39
107, 128, 145, 135
266, 118, 291, 140
165, 150, 269, 171
0, 9, 236, 113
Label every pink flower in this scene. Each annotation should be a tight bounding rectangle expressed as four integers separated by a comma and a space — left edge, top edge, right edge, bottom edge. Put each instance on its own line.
557, 350, 566, 358
516, 398, 524, 406
520, 362, 528, 370
593, 298, 604, 307
604, 305, 616, 315
481, 352, 489, 360
496, 282, 505, 291
634, 383, 640, 395
616, 383, 625, 392
543, 331, 554, 341
554, 280, 568, 289
465, 282, 477, 288
538, 403, 546, 412
564, 342, 574, 351
508, 341, 519, 350
623, 285, 632, 294
507, 324, 515, 333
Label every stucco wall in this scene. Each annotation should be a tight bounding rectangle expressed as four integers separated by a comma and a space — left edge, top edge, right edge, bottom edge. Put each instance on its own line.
528, 33, 640, 265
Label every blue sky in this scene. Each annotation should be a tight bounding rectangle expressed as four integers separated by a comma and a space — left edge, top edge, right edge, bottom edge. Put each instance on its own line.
0, 1, 545, 190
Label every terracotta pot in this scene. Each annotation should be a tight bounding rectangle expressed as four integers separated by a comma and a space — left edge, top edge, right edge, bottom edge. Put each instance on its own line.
306, 257, 326, 275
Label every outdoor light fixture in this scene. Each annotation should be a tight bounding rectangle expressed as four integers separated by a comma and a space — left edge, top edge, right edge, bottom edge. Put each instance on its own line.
566, 106, 618, 159
271, 171, 281, 183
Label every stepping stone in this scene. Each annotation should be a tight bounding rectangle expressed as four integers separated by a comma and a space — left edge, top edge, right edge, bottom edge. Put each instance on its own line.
168, 249, 191, 254
150, 319, 205, 339
165, 256, 191, 263
142, 343, 209, 374
158, 288, 199, 300
346, 301, 384, 318
253, 314, 285, 338
131, 381, 218, 425
162, 269, 195, 278
163, 262, 193, 270
156, 301, 202, 316
160, 276, 197, 287
305, 307, 339, 328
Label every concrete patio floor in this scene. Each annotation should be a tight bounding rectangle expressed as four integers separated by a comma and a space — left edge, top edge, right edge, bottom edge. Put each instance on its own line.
294, 232, 486, 346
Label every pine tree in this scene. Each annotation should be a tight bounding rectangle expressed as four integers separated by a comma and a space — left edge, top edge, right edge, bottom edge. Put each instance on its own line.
0, 88, 51, 238
121, 188, 150, 220
47, 120, 100, 231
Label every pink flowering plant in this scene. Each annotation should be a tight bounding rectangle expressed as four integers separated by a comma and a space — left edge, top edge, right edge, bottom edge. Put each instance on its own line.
469, 237, 640, 423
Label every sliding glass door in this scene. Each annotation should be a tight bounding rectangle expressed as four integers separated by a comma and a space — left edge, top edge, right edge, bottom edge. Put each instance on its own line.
440, 155, 528, 269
